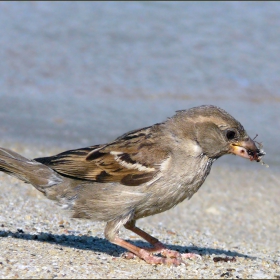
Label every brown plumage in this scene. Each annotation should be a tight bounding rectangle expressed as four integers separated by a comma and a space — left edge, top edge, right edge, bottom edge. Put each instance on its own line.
0, 105, 265, 265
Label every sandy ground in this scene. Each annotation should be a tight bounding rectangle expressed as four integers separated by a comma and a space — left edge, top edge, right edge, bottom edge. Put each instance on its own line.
0, 143, 279, 279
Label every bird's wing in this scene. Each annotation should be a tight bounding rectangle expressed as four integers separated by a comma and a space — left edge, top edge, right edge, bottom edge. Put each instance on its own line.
34, 126, 169, 186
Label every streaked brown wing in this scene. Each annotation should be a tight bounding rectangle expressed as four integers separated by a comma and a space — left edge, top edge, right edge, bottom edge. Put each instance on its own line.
34, 126, 169, 186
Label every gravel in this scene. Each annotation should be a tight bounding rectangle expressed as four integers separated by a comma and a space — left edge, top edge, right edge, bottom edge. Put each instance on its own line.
0, 143, 279, 279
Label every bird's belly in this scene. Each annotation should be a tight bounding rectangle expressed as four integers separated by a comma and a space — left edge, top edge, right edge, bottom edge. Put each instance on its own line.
134, 156, 213, 219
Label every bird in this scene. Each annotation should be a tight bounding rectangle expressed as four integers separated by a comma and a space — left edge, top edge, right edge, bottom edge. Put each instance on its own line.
0, 105, 265, 265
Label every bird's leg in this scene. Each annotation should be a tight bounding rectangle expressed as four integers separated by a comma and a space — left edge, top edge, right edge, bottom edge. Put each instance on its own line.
124, 221, 202, 261
112, 236, 183, 265
105, 220, 183, 265
105, 220, 199, 265
124, 220, 181, 258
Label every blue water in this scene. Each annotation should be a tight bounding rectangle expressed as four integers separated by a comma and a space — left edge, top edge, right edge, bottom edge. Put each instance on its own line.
0, 2, 279, 170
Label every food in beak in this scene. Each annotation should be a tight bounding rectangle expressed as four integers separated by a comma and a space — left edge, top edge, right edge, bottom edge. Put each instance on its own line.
230, 138, 266, 162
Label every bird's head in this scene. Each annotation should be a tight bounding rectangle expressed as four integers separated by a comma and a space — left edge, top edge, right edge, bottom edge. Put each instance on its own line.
168, 105, 266, 162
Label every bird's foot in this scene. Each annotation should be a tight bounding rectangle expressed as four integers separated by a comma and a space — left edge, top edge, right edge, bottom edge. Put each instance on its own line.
122, 251, 136, 259
122, 248, 186, 266
181, 252, 202, 259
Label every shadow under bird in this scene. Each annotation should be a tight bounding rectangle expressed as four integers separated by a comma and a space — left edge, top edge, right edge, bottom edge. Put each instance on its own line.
0, 105, 266, 265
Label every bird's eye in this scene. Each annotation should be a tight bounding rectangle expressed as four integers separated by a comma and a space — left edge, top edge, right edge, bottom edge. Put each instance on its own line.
226, 130, 236, 140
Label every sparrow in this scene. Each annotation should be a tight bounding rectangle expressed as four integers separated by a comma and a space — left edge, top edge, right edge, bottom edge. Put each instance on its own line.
0, 105, 265, 265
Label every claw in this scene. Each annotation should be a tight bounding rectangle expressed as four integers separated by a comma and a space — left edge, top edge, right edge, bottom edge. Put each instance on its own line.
122, 247, 187, 266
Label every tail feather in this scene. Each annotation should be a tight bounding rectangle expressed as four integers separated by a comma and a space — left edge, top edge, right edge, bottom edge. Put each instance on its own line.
0, 148, 63, 193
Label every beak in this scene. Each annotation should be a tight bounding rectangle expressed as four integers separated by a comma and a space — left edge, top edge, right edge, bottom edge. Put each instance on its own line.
229, 138, 266, 162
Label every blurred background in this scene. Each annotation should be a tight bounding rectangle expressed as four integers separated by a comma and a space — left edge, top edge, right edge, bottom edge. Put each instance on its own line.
0, 1, 279, 170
